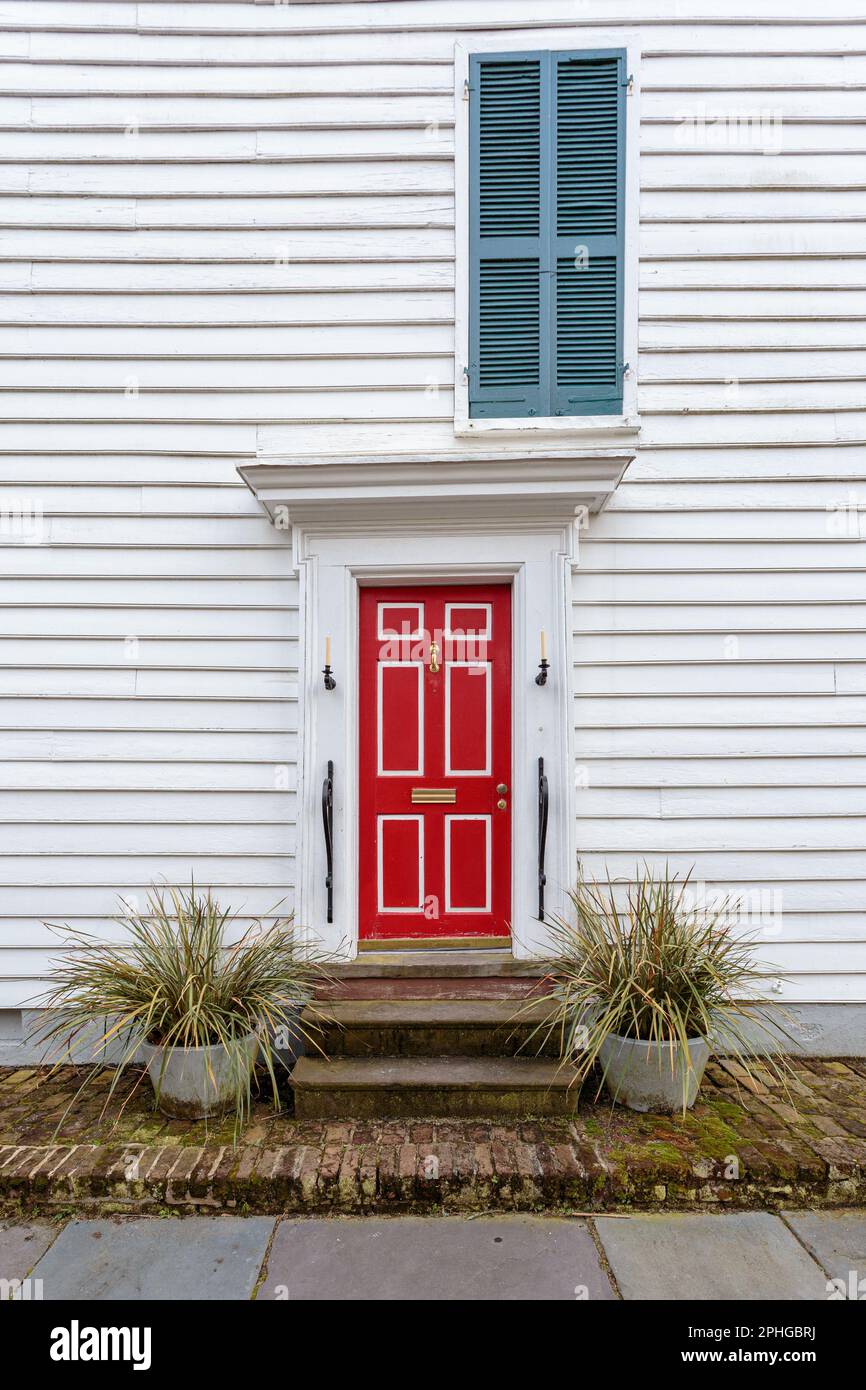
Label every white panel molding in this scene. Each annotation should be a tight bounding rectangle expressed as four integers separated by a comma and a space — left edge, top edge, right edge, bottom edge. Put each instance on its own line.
445, 601, 491, 639
377, 813, 424, 914
444, 660, 491, 776
376, 660, 424, 776
445, 814, 492, 914
378, 600, 424, 640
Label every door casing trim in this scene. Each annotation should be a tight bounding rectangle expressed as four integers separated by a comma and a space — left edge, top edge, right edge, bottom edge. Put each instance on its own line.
294, 525, 578, 961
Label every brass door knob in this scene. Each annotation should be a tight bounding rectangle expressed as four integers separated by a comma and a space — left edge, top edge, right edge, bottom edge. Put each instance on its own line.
496, 783, 508, 794
497, 798, 507, 810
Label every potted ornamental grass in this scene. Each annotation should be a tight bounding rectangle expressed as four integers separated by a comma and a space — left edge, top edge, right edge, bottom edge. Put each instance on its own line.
535, 865, 792, 1114
37, 882, 333, 1135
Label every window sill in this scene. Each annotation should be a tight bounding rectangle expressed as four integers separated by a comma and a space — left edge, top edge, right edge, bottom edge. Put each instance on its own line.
454, 413, 640, 440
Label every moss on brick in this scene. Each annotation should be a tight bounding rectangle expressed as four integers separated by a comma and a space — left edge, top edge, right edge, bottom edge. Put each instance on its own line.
1, 1060, 865, 1216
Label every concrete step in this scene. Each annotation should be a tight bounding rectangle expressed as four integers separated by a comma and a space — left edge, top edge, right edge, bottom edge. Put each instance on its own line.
318, 951, 553, 1001
319, 976, 549, 1001
325, 950, 550, 979
305, 998, 559, 1058
291, 1055, 581, 1120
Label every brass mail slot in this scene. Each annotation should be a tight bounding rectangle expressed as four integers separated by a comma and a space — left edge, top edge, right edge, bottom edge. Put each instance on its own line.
411, 788, 456, 804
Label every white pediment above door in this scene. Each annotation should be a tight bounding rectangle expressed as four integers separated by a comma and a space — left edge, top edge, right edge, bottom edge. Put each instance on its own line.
238, 447, 633, 534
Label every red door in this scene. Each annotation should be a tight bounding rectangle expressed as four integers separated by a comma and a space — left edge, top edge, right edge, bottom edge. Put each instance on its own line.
359, 584, 511, 943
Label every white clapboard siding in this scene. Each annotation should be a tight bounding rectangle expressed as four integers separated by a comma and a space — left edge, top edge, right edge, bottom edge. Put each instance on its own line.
0, 0, 863, 1003
23, 94, 458, 127
0, 638, 296, 666
0, 790, 296, 819
0, 61, 453, 95
0, 574, 298, 604
576, 633, 866, 661
0, 762, 298, 791
27, 262, 456, 291
0, 549, 295, 578
0, 731, 297, 761
0, 698, 295, 731
575, 729, 866, 759
0, 328, 457, 364
574, 695, 866, 725
574, 607, 866, 635
0, 358, 452, 390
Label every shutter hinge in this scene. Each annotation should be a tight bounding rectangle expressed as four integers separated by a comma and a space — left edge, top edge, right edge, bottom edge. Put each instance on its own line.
463, 78, 473, 100
620, 361, 631, 379
623, 73, 634, 91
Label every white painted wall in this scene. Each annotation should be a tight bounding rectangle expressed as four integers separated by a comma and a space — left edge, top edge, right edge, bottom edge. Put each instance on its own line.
0, 0, 863, 1012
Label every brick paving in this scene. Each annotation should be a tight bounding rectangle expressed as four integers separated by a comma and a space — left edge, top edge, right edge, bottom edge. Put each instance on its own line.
0, 1058, 864, 1214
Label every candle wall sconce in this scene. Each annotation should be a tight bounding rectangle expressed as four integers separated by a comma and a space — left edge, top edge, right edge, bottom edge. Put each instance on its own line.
535, 629, 549, 685
323, 636, 337, 690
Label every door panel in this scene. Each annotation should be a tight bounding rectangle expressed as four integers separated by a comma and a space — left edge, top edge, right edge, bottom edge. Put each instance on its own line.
359, 583, 511, 942
445, 816, 491, 913
378, 816, 424, 912
378, 663, 424, 775
446, 662, 490, 774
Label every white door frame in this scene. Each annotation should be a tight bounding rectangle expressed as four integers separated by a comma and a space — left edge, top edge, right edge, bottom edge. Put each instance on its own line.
294, 524, 577, 961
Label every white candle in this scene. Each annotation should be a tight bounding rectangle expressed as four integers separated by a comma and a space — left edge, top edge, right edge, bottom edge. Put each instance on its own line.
540, 629, 548, 661
325, 635, 332, 666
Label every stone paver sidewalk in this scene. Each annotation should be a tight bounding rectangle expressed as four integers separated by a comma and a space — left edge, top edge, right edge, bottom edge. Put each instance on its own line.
3, 1210, 864, 1301
0, 1058, 864, 1214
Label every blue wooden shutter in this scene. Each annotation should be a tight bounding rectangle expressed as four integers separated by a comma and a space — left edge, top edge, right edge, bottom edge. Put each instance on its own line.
469, 49, 625, 420
468, 53, 547, 418
551, 51, 625, 415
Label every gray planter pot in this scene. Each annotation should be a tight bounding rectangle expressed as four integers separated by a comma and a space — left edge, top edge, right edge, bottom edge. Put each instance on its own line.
598, 1032, 711, 1113
263, 1001, 307, 1070
139, 1031, 259, 1120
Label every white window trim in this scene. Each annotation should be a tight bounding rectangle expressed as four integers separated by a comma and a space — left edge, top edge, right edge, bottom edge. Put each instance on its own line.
453, 33, 641, 439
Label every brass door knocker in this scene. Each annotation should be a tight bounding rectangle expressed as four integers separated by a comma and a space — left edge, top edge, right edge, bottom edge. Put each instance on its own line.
428, 640, 440, 674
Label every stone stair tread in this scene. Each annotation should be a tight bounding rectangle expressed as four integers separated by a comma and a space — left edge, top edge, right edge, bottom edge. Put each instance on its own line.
318, 978, 545, 1002
328, 951, 550, 979
305, 998, 556, 1027
291, 1055, 577, 1091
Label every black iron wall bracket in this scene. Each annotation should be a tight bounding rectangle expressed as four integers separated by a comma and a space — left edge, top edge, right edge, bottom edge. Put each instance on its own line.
537, 756, 549, 921
322, 759, 334, 924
